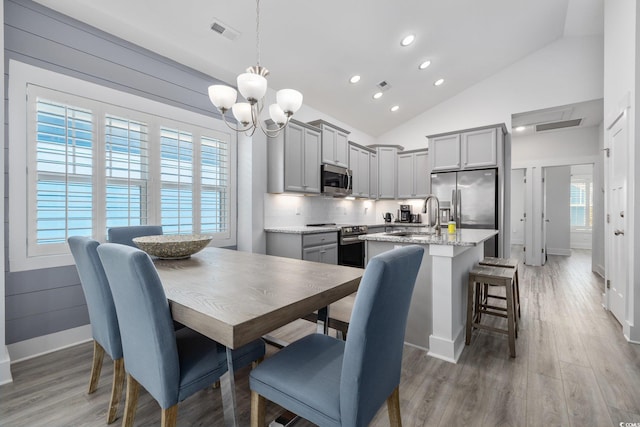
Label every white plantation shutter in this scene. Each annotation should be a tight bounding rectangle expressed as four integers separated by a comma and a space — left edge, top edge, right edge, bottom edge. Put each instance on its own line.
160, 127, 194, 234
201, 135, 229, 235
17, 76, 235, 269
105, 115, 150, 230
30, 98, 94, 255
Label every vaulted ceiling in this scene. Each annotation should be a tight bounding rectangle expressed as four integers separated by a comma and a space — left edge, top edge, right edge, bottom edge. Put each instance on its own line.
33, 0, 604, 137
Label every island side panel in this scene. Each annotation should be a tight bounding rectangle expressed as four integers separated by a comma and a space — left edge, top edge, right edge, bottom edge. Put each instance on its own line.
428, 243, 483, 363
365, 241, 433, 350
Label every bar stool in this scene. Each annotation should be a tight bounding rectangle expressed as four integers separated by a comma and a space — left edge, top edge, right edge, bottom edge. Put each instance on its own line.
466, 265, 518, 357
479, 257, 521, 319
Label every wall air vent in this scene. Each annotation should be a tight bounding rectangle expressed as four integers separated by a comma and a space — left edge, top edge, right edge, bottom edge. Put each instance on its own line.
210, 19, 240, 41
535, 118, 582, 132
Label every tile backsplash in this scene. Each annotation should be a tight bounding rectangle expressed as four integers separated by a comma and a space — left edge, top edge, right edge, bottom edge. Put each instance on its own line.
264, 194, 377, 227
264, 194, 427, 227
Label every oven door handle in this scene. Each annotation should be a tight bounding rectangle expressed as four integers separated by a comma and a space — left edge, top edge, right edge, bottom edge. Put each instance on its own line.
341, 236, 363, 244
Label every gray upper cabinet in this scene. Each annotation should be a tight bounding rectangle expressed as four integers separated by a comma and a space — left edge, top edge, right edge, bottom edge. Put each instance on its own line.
429, 134, 461, 171
268, 120, 321, 194
349, 143, 371, 198
370, 151, 378, 200
308, 120, 350, 168
461, 128, 497, 169
377, 146, 398, 199
397, 149, 429, 198
429, 127, 498, 171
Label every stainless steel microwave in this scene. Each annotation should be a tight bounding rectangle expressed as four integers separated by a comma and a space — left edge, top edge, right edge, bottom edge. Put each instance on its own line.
321, 164, 352, 196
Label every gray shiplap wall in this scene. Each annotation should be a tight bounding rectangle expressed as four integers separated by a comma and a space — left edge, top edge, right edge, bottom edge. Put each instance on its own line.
4, 0, 226, 344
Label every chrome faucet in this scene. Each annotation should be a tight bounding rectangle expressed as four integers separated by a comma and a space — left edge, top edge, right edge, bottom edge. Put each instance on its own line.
422, 194, 441, 237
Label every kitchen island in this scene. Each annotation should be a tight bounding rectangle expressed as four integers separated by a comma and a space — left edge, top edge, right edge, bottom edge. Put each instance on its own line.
360, 228, 498, 363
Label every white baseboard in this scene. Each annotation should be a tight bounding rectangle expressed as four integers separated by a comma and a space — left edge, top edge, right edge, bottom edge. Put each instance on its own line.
594, 264, 605, 278
8, 325, 92, 364
547, 248, 571, 256
0, 346, 13, 385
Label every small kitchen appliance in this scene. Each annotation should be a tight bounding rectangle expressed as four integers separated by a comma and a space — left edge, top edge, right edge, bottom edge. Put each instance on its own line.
399, 205, 411, 222
382, 212, 394, 223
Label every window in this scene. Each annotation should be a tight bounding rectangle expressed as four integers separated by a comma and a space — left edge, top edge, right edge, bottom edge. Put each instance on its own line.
570, 175, 593, 230
105, 115, 150, 230
10, 61, 236, 271
31, 99, 94, 256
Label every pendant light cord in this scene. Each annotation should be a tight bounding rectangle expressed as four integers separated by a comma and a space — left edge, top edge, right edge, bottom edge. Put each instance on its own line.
256, 0, 261, 67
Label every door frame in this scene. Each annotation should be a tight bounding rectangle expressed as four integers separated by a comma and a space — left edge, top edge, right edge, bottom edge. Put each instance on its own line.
604, 106, 630, 328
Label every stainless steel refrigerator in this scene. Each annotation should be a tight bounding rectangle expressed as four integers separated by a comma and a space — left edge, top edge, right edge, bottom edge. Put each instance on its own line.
430, 168, 498, 257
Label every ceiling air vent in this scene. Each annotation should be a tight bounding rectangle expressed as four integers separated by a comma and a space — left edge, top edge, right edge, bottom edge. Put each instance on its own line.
536, 119, 582, 132
377, 80, 391, 91
210, 19, 240, 41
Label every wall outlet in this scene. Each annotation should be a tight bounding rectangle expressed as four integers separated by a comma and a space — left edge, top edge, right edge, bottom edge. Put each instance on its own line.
295, 206, 301, 215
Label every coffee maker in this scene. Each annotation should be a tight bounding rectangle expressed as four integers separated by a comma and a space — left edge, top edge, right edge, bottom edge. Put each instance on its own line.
399, 204, 411, 222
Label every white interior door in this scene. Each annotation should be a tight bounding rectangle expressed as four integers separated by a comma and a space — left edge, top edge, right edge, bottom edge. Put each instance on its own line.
511, 169, 526, 245
608, 113, 628, 324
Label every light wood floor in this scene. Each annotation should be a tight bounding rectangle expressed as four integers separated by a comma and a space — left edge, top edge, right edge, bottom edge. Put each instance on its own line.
2, 247, 640, 426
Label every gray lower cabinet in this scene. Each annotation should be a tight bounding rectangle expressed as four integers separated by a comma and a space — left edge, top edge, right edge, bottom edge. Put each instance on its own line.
266, 231, 338, 265
268, 120, 321, 194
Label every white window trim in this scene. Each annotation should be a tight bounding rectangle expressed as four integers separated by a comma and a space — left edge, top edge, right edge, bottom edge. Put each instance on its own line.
9, 60, 237, 272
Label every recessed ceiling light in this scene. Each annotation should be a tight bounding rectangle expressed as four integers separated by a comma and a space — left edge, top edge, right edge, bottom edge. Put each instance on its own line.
390, 105, 400, 112
349, 75, 361, 84
373, 92, 383, 99
418, 60, 431, 70
400, 34, 415, 47
434, 78, 445, 86
515, 126, 526, 132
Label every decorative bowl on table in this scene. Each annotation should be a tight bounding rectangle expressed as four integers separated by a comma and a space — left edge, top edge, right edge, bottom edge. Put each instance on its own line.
132, 234, 213, 259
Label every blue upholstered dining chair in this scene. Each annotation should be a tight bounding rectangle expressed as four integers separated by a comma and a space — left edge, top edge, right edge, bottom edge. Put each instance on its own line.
107, 225, 163, 247
96, 243, 266, 427
250, 245, 424, 427
68, 236, 124, 424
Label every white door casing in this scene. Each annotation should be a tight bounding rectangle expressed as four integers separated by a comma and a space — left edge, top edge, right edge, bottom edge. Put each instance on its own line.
541, 168, 548, 266
607, 111, 628, 325
511, 169, 526, 245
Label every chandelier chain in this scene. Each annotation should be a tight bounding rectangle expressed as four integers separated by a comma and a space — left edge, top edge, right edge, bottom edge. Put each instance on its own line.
255, 0, 261, 66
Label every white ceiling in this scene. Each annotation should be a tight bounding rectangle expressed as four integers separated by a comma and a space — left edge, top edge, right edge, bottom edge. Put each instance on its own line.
33, 0, 604, 137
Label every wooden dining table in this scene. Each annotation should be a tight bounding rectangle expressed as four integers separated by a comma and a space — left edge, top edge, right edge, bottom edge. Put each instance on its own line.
153, 247, 363, 427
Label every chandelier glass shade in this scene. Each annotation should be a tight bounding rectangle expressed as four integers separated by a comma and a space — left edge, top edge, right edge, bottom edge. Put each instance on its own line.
208, 0, 303, 137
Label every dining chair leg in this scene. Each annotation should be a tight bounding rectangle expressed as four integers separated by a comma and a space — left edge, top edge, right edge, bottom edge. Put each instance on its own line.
161, 405, 178, 427
250, 390, 266, 427
107, 358, 125, 424
251, 356, 264, 369
387, 386, 402, 427
122, 374, 140, 427
88, 340, 105, 394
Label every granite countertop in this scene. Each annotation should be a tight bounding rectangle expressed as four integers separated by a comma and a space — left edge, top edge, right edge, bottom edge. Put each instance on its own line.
264, 222, 427, 234
359, 229, 498, 246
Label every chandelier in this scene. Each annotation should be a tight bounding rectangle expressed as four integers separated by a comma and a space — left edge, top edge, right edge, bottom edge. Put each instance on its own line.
208, 0, 303, 137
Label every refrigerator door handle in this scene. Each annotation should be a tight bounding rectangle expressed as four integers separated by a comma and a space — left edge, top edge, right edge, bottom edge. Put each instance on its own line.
452, 189, 457, 223
457, 189, 462, 227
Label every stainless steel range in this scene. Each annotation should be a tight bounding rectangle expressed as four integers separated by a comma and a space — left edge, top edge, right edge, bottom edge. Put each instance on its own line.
338, 225, 368, 268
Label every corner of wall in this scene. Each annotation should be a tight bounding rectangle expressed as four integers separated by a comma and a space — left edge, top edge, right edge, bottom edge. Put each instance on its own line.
0, 346, 12, 385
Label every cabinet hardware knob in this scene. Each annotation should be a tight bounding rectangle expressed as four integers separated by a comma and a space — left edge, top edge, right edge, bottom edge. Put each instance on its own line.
614, 229, 624, 236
